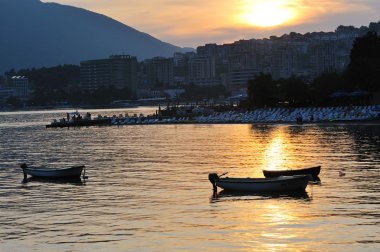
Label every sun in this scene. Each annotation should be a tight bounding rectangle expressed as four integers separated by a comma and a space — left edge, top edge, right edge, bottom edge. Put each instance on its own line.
241, 1, 296, 27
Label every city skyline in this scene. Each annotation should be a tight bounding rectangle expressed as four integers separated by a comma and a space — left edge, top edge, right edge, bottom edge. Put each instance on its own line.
42, 0, 380, 47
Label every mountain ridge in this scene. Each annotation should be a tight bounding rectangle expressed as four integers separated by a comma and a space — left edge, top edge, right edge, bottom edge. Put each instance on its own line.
0, 0, 190, 73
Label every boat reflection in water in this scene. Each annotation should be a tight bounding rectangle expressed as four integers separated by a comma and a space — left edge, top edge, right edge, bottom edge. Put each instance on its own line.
22, 176, 86, 185
211, 189, 310, 202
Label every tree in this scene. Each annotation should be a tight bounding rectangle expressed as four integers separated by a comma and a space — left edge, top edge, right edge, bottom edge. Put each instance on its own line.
247, 73, 278, 107
180, 84, 228, 101
6, 96, 23, 108
310, 71, 345, 105
279, 76, 309, 106
346, 31, 380, 91
9, 65, 80, 89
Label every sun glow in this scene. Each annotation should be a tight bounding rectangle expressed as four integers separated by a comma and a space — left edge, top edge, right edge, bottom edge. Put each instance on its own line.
241, 1, 296, 27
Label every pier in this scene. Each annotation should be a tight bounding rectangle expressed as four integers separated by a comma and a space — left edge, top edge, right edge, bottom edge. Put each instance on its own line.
46, 105, 380, 128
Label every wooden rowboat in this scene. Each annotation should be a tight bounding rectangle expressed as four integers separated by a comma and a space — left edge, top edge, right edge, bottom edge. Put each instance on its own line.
21, 163, 85, 180
263, 166, 321, 181
208, 173, 309, 192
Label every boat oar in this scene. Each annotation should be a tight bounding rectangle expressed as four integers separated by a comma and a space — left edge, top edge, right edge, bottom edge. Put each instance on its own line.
219, 172, 228, 178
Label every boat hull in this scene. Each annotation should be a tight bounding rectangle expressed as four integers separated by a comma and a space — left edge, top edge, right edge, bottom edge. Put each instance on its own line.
213, 175, 309, 192
23, 166, 84, 179
263, 166, 321, 180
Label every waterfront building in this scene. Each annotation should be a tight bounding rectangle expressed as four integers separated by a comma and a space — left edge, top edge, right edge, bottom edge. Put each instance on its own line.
163, 88, 186, 99
188, 56, 218, 86
8, 76, 29, 99
270, 44, 299, 79
310, 41, 338, 77
173, 52, 186, 67
0, 87, 14, 104
135, 88, 163, 99
145, 57, 174, 87
0, 75, 29, 104
228, 68, 260, 93
192, 25, 370, 83
173, 52, 197, 86
197, 43, 218, 57
80, 55, 138, 91
229, 52, 256, 70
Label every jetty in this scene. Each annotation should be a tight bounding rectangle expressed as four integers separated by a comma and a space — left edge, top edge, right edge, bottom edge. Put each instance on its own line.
46, 105, 380, 128
46, 111, 111, 128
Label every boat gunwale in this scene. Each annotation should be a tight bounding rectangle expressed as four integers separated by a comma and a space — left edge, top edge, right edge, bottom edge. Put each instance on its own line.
262, 166, 321, 173
23, 165, 85, 173
217, 175, 308, 184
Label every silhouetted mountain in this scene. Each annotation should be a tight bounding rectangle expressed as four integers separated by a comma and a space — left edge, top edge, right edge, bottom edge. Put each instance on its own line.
0, 0, 190, 73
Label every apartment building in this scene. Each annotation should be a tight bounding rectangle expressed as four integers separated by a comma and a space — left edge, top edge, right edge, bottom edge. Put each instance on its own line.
80, 55, 137, 91
145, 57, 174, 87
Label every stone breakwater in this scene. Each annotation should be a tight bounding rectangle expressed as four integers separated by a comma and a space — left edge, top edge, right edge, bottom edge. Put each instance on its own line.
111, 105, 380, 125
46, 105, 380, 128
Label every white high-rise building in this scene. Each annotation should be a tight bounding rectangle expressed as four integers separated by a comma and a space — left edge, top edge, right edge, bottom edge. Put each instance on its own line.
188, 56, 218, 86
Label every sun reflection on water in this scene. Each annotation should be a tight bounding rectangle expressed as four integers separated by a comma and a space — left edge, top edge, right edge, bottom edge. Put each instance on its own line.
218, 194, 311, 252
262, 127, 302, 171
264, 135, 285, 170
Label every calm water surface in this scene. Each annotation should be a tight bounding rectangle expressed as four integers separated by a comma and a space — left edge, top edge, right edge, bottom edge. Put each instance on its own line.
0, 108, 379, 251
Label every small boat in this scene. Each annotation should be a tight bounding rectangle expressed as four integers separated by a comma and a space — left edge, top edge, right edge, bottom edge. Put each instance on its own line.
21, 163, 85, 180
263, 166, 321, 181
208, 173, 309, 192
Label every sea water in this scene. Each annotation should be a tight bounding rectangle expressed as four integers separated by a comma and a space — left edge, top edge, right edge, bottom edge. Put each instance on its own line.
0, 108, 379, 251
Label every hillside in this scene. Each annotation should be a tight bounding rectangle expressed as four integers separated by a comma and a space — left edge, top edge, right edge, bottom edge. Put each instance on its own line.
0, 0, 189, 73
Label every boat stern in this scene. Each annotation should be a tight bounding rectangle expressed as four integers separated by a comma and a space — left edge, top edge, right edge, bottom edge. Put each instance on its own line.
20, 163, 28, 180
208, 173, 219, 191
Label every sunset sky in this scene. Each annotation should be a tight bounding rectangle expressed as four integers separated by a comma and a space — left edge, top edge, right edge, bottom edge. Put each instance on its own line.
42, 0, 380, 48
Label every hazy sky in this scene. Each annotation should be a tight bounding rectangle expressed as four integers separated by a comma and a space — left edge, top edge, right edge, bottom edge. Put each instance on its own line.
42, 0, 380, 48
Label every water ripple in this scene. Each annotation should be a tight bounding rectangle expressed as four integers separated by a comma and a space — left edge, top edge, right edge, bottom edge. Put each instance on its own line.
0, 109, 379, 251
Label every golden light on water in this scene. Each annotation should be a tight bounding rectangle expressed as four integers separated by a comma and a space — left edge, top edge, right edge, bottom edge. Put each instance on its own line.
262, 128, 299, 171
264, 135, 286, 170
260, 203, 305, 251
240, 0, 296, 27
225, 198, 309, 251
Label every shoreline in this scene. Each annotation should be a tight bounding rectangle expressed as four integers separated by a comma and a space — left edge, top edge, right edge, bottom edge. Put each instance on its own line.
3, 104, 377, 128
47, 113, 380, 128
48, 104, 380, 127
